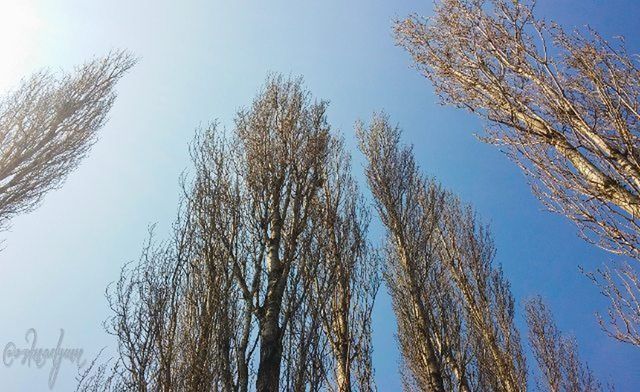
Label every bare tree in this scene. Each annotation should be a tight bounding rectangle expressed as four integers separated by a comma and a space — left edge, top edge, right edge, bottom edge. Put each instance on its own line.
78, 75, 378, 392
395, 0, 640, 347
314, 137, 380, 392
183, 125, 250, 392
358, 115, 450, 392
233, 75, 332, 391
358, 114, 526, 392
526, 297, 604, 392
0, 51, 135, 228
104, 232, 181, 392
82, 128, 251, 392
77, 133, 252, 392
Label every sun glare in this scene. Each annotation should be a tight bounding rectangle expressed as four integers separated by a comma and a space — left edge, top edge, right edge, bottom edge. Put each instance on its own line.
0, 0, 41, 92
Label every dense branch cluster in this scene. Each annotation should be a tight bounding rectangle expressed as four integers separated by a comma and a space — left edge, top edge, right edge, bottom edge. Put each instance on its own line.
3, 1, 638, 390
395, 0, 640, 349
77, 75, 380, 392
359, 114, 601, 392
0, 51, 135, 228
76, 75, 608, 391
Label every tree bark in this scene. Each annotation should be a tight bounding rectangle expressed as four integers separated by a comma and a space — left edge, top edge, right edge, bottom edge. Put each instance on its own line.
256, 324, 283, 392
256, 243, 286, 392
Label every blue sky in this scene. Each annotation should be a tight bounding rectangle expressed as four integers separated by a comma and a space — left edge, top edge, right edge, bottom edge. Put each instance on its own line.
0, 0, 639, 390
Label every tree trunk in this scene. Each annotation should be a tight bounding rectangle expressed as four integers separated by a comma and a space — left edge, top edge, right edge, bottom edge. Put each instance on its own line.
336, 360, 352, 392
256, 322, 283, 392
334, 288, 352, 392
256, 244, 286, 392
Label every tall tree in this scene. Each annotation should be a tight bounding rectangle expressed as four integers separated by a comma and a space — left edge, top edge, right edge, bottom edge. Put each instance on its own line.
78, 75, 379, 392
236, 75, 331, 391
0, 50, 135, 228
358, 114, 526, 392
395, 0, 640, 346
314, 137, 380, 392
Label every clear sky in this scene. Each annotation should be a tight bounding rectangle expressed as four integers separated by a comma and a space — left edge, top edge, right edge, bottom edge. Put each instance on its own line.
0, 0, 639, 390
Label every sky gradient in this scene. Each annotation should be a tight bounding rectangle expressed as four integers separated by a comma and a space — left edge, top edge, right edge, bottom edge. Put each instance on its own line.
0, 0, 639, 390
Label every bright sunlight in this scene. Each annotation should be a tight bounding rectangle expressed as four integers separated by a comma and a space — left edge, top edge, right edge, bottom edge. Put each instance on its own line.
0, 0, 40, 91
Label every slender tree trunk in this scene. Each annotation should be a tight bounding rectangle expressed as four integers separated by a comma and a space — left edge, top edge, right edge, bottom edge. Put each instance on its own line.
334, 285, 353, 392
411, 300, 446, 392
256, 323, 283, 392
237, 308, 252, 392
256, 244, 286, 392
335, 316, 352, 392
336, 359, 352, 392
